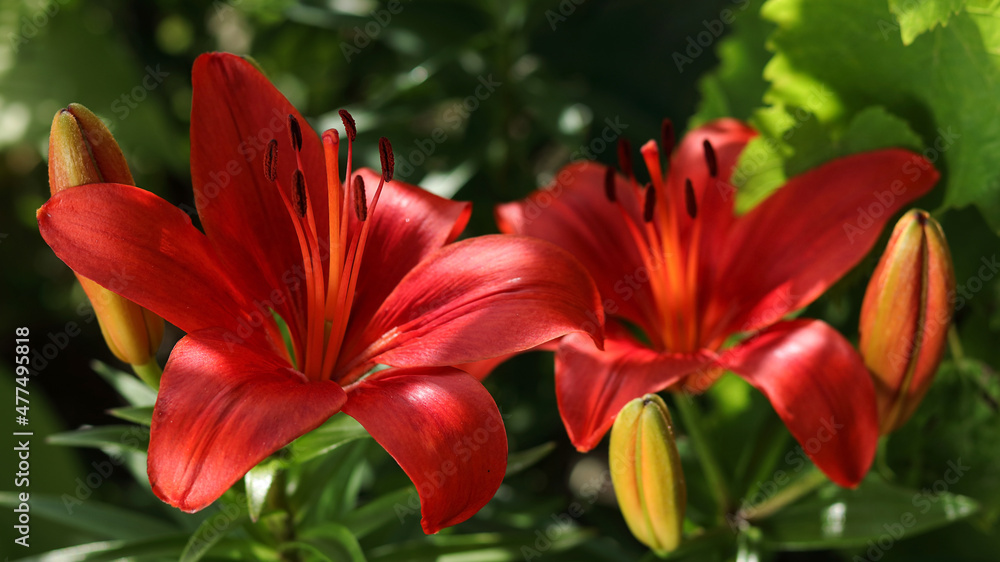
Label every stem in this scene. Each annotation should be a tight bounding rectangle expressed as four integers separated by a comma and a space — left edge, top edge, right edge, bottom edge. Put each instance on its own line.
131, 360, 162, 389
875, 436, 896, 480
947, 325, 965, 365
740, 466, 827, 522
267, 470, 300, 562
673, 393, 730, 520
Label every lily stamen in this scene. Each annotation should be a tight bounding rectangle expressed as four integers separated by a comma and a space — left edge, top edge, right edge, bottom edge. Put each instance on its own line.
702, 139, 717, 178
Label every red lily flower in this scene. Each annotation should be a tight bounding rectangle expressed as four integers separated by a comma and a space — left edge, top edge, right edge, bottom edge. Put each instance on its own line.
37, 53, 603, 533
496, 119, 939, 487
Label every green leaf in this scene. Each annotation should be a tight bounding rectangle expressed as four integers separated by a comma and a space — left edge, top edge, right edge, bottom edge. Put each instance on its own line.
344, 488, 414, 539
245, 458, 282, 522
732, 104, 926, 213
690, 0, 774, 126
13, 535, 197, 562
0, 492, 176, 540
889, 0, 969, 44
761, 0, 1000, 232
887, 359, 1000, 523
180, 509, 249, 562
91, 360, 157, 407
288, 523, 368, 562
288, 412, 369, 463
505, 441, 556, 477
106, 405, 154, 426
367, 530, 596, 562
47, 425, 150, 453
756, 475, 979, 549
840, 106, 925, 155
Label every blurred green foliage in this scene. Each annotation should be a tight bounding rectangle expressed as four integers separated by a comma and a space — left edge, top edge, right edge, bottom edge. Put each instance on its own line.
1, 0, 998, 560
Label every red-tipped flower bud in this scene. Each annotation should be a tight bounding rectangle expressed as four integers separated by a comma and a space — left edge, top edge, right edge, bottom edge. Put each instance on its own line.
48, 104, 164, 383
860, 209, 955, 434
609, 394, 686, 554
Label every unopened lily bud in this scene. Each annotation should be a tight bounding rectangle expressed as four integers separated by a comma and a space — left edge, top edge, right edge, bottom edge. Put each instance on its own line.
609, 394, 685, 554
860, 209, 955, 434
48, 104, 164, 379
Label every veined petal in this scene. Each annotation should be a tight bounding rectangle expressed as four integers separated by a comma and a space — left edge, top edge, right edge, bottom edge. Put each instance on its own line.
556, 322, 713, 452
342, 367, 506, 534
496, 162, 658, 333
719, 319, 879, 488
346, 167, 472, 332
349, 235, 603, 372
37, 183, 253, 336
149, 328, 347, 512
191, 52, 326, 346
707, 150, 938, 341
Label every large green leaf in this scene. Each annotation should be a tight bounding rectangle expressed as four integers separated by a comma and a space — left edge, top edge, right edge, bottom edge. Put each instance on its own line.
756, 475, 979, 549
761, 0, 1000, 232
888, 0, 969, 44
690, 0, 774, 127
732, 105, 926, 213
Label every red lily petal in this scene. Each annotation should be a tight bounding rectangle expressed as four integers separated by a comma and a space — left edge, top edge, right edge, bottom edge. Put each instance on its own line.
191, 52, 327, 346
665, 120, 756, 303
556, 321, 713, 451
346, 167, 472, 333
454, 353, 517, 381
496, 162, 657, 333
149, 328, 347, 512
37, 183, 253, 336
351, 235, 603, 372
665, 118, 757, 244
706, 150, 938, 341
342, 367, 506, 534
719, 319, 878, 488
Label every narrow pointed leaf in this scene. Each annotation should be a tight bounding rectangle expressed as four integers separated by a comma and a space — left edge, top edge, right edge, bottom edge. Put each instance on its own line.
92, 360, 157, 406
180, 511, 249, 562
107, 405, 154, 426
0, 492, 175, 540
288, 413, 369, 463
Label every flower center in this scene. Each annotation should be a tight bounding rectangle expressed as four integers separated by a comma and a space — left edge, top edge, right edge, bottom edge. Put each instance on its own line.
605, 120, 718, 354
263, 111, 394, 383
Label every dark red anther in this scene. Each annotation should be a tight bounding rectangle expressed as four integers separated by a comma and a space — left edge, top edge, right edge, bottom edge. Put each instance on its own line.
703, 139, 718, 178
353, 175, 367, 221
684, 178, 698, 219
643, 184, 656, 223
292, 169, 307, 217
603, 165, 617, 203
661, 119, 675, 157
263, 139, 278, 182
339, 109, 357, 142
288, 114, 303, 152
378, 137, 394, 182
617, 137, 634, 180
